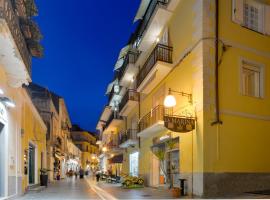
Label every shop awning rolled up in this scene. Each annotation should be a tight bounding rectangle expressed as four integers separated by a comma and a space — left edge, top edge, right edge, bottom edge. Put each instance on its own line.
108, 154, 123, 164
134, 0, 151, 22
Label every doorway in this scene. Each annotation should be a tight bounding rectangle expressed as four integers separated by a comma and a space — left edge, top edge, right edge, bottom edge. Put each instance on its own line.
129, 152, 139, 176
28, 144, 35, 185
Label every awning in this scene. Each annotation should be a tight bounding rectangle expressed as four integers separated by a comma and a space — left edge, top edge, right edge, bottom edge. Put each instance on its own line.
134, 0, 151, 22
114, 45, 130, 71
108, 154, 123, 164
105, 79, 118, 95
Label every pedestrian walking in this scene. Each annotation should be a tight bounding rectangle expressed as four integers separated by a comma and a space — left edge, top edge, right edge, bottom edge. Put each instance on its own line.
96, 171, 100, 182
79, 168, 84, 179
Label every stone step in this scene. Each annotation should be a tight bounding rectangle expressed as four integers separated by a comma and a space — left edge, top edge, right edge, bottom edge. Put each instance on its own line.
27, 184, 46, 192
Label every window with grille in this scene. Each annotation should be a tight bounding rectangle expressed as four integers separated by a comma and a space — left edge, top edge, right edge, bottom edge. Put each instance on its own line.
241, 60, 263, 98
232, 0, 270, 35
244, 0, 264, 32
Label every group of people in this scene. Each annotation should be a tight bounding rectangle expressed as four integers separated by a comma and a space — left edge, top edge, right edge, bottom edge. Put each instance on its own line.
66, 168, 85, 179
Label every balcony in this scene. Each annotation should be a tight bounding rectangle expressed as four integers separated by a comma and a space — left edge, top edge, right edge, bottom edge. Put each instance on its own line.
0, 0, 32, 87
119, 129, 138, 148
119, 89, 139, 116
118, 51, 140, 87
106, 138, 122, 153
133, 0, 178, 51
104, 112, 123, 133
136, 44, 173, 94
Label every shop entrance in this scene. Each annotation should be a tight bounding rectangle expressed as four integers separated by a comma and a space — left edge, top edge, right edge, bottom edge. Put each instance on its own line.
0, 121, 5, 197
28, 144, 35, 184
129, 152, 139, 176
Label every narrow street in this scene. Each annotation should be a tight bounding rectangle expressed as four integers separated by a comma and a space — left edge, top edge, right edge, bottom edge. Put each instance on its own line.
16, 177, 177, 199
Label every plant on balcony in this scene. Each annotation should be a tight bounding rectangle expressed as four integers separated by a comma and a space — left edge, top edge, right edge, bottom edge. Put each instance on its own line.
26, 39, 44, 58
122, 176, 144, 189
24, 0, 38, 17
19, 18, 43, 41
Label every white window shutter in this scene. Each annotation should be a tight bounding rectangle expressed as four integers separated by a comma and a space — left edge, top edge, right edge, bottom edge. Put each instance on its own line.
232, 0, 244, 25
161, 27, 168, 45
264, 5, 270, 35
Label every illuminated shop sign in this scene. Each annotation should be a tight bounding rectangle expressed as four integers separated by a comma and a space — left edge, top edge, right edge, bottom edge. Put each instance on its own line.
164, 116, 195, 133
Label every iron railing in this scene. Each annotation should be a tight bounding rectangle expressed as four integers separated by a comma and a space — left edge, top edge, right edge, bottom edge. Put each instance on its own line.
139, 105, 168, 132
131, 0, 170, 47
136, 44, 173, 88
120, 129, 138, 144
119, 89, 139, 113
0, 0, 32, 74
118, 51, 139, 81
105, 112, 123, 129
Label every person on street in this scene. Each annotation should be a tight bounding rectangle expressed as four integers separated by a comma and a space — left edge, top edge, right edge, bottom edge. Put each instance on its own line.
79, 168, 84, 179
96, 171, 100, 182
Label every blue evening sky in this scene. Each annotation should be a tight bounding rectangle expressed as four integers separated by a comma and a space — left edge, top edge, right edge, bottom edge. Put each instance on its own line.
32, 1, 140, 132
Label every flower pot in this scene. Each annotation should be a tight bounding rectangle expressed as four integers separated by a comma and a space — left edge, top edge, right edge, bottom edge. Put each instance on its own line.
171, 187, 181, 198
40, 174, 48, 187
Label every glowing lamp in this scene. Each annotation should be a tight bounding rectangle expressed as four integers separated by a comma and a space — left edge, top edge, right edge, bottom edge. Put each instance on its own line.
102, 147, 107, 152
164, 94, 176, 108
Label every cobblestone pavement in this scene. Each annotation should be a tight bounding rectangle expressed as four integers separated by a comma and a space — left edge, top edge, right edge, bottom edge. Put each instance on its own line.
16, 177, 100, 200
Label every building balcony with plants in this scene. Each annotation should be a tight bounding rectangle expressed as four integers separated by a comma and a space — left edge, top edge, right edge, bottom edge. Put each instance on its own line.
0, 0, 43, 86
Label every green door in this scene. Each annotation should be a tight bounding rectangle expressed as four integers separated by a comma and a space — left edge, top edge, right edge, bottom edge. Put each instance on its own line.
29, 144, 35, 184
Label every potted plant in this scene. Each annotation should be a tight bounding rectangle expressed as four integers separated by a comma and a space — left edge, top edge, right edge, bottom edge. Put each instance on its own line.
153, 144, 181, 198
40, 168, 49, 187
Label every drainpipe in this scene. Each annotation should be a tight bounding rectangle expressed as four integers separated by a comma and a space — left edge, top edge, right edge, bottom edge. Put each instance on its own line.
211, 0, 223, 126
138, 93, 141, 148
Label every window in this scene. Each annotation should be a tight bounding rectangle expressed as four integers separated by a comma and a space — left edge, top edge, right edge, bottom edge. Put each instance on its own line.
232, 0, 270, 35
244, 0, 264, 32
241, 60, 263, 98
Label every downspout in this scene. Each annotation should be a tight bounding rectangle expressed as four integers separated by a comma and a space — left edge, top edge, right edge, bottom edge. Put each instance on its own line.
138, 93, 141, 148
211, 0, 223, 126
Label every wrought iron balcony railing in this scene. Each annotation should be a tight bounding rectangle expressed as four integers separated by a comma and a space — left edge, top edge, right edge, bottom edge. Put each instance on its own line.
105, 112, 123, 129
118, 51, 139, 81
0, 0, 31, 73
139, 105, 168, 132
120, 129, 138, 144
131, 0, 170, 47
119, 89, 139, 113
136, 44, 173, 88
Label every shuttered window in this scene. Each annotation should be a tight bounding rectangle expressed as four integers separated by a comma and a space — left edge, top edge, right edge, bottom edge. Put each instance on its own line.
232, 0, 270, 35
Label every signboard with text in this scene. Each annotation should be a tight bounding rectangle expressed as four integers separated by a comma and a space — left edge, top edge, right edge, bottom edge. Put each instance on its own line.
164, 115, 195, 133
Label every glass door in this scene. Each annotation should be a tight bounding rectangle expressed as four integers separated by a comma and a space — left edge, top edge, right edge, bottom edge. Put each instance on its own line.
129, 152, 139, 176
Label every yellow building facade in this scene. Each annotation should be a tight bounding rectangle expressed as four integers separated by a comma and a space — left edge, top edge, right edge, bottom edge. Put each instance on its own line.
21, 89, 47, 193
71, 130, 98, 171
97, 0, 270, 197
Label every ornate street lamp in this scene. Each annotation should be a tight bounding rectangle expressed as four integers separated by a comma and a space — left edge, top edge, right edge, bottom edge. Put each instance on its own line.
163, 88, 192, 108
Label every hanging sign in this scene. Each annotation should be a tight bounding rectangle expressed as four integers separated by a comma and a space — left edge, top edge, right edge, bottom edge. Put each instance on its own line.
164, 116, 195, 133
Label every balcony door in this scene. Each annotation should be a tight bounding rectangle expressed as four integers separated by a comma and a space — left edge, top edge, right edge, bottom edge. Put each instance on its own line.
152, 85, 165, 108
129, 152, 139, 176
